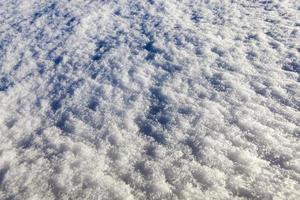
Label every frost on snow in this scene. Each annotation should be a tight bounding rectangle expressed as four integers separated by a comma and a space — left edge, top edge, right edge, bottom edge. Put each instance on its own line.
0, 0, 300, 199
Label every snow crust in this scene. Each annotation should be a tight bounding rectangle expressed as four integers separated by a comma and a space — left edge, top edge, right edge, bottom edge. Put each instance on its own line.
0, 0, 300, 199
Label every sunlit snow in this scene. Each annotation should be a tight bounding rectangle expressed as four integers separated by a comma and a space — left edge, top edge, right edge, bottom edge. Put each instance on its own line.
0, 0, 300, 199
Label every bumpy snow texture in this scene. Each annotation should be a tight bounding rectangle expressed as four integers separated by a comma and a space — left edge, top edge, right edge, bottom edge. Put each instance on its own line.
0, 0, 300, 199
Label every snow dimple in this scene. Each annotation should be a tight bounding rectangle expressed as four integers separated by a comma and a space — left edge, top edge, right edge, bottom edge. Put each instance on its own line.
283, 62, 300, 74
87, 98, 99, 111
0, 165, 9, 185
191, 10, 203, 24
92, 40, 113, 61
55, 112, 74, 134
137, 87, 170, 145
31, 2, 57, 23
144, 40, 161, 61
209, 73, 229, 92
0, 76, 14, 92
0, 0, 300, 199
53, 56, 63, 65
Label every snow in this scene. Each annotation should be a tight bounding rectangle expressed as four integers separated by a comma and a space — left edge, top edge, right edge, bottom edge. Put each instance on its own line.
0, 0, 300, 199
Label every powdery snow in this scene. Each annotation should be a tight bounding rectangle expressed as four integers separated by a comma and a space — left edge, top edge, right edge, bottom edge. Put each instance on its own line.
0, 0, 300, 199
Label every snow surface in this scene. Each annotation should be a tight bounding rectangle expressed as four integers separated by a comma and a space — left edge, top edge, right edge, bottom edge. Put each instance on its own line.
0, 0, 300, 199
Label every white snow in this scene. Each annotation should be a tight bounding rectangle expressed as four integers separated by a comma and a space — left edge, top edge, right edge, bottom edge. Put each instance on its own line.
0, 0, 300, 199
